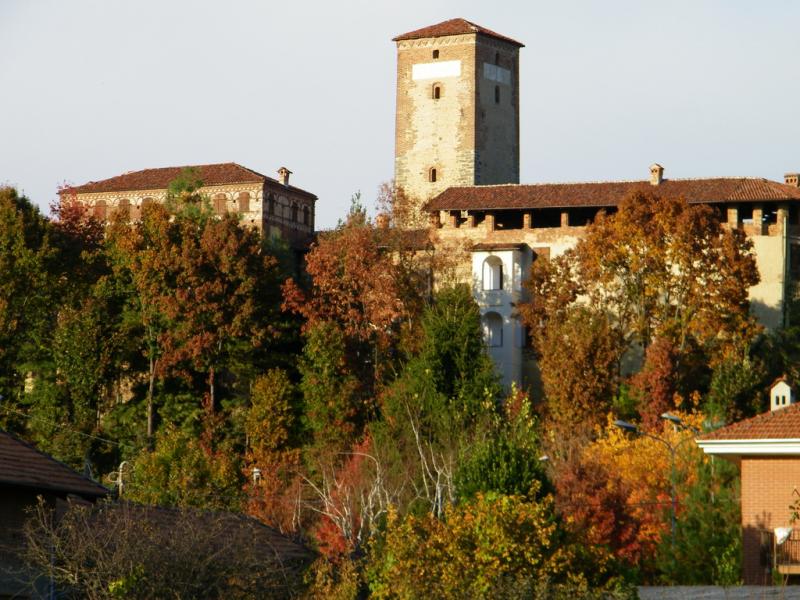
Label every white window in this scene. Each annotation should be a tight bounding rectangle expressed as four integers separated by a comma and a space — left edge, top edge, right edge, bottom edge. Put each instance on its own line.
482, 256, 503, 290
483, 312, 503, 347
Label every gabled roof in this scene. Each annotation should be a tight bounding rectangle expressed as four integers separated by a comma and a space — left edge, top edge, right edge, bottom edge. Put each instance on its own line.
426, 177, 800, 212
393, 18, 524, 48
65, 162, 317, 199
699, 403, 800, 442
0, 431, 108, 498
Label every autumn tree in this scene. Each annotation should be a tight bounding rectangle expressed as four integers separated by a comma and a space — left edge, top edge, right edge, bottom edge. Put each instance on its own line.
0, 187, 53, 410
520, 192, 760, 423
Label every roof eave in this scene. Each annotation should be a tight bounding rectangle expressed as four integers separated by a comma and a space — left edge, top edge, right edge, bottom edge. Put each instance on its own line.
696, 438, 800, 456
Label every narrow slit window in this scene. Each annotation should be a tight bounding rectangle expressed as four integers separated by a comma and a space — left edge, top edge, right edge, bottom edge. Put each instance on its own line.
429, 168, 437, 183
432, 49, 439, 59
432, 84, 441, 100
494, 85, 500, 104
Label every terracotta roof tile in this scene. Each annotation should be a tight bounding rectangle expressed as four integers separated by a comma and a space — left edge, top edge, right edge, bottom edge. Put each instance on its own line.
65, 162, 316, 199
0, 431, 108, 497
698, 403, 800, 441
393, 18, 524, 47
426, 178, 800, 212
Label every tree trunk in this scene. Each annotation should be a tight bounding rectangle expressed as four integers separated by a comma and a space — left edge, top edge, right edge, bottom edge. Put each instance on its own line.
147, 355, 155, 445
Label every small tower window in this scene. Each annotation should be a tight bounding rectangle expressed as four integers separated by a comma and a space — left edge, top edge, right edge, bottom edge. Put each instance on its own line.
482, 256, 503, 291
432, 49, 439, 59
494, 85, 500, 104
483, 312, 503, 347
432, 84, 441, 100
429, 168, 437, 183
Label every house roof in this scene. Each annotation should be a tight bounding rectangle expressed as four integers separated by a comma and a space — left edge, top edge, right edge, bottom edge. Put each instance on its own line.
426, 178, 800, 212
0, 431, 108, 498
393, 18, 524, 48
64, 162, 317, 199
698, 403, 800, 442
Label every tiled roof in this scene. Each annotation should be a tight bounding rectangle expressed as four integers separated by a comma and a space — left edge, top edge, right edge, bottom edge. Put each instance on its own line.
393, 18, 524, 47
0, 431, 108, 497
698, 403, 800, 441
65, 162, 316, 198
426, 178, 800, 211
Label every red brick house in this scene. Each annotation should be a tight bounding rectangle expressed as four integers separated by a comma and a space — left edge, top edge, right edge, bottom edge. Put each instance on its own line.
697, 379, 800, 584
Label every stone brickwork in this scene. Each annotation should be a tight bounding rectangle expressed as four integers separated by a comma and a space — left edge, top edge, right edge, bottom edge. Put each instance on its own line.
394, 33, 520, 225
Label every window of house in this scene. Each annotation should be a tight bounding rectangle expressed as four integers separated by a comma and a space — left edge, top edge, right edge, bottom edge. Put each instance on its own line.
432, 49, 439, 59
238, 192, 250, 213
291, 204, 298, 222
482, 256, 503, 290
495, 51, 500, 65
429, 168, 437, 183
432, 84, 442, 100
116, 198, 130, 220
303, 206, 310, 226
213, 193, 227, 215
483, 312, 503, 347
494, 85, 500, 104
268, 194, 275, 215
93, 199, 107, 221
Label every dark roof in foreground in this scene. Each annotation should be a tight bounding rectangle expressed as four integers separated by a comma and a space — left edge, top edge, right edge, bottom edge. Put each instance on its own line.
0, 431, 108, 497
393, 18, 524, 47
65, 162, 317, 198
426, 178, 800, 212
698, 403, 800, 441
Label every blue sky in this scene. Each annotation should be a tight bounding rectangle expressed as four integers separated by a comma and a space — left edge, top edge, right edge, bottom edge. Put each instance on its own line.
1, 0, 798, 228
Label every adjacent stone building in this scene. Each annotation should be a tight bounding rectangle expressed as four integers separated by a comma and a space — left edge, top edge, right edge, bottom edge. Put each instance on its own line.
392, 19, 800, 388
63, 162, 317, 250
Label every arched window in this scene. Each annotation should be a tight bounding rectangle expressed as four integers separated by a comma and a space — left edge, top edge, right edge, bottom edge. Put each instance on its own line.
213, 193, 227, 215
483, 312, 503, 347
238, 192, 250, 213
432, 49, 439, 59
432, 84, 442, 99
93, 199, 107, 221
268, 193, 275, 215
303, 206, 310, 226
116, 198, 130, 220
482, 256, 503, 290
494, 85, 500, 104
429, 168, 437, 183
291, 203, 298, 222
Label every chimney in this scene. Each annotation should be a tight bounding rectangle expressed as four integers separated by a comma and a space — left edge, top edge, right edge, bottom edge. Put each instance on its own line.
277, 167, 292, 187
649, 163, 664, 186
770, 375, 795, 411
785, 173, 799, 188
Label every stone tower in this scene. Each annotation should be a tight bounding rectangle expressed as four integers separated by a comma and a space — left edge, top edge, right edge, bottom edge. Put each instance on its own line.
393, 18, 523, 226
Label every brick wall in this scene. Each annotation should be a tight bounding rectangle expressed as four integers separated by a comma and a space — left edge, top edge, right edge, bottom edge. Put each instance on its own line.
741, 456, 800, 584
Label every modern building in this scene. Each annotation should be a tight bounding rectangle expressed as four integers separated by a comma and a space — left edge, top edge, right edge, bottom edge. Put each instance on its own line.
697, 377, 800, 585
63, 162, 317, 250
392, 19, 800, 388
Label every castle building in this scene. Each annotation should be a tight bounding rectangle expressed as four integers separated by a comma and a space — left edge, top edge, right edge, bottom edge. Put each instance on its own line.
393, 19, 522, 225
63, 162, 317, 250
393, 19, 800, 388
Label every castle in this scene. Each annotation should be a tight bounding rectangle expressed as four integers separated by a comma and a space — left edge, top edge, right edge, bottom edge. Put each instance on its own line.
393, 18, 800, 388
63, 162, 317, 251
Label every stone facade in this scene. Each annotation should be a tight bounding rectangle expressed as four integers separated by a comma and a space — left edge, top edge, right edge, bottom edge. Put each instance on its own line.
394, 26, 520, 225
65, 163, 317, 250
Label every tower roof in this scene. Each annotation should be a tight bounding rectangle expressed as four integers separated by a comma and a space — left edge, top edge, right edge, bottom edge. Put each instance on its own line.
393, 18, 524, 48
